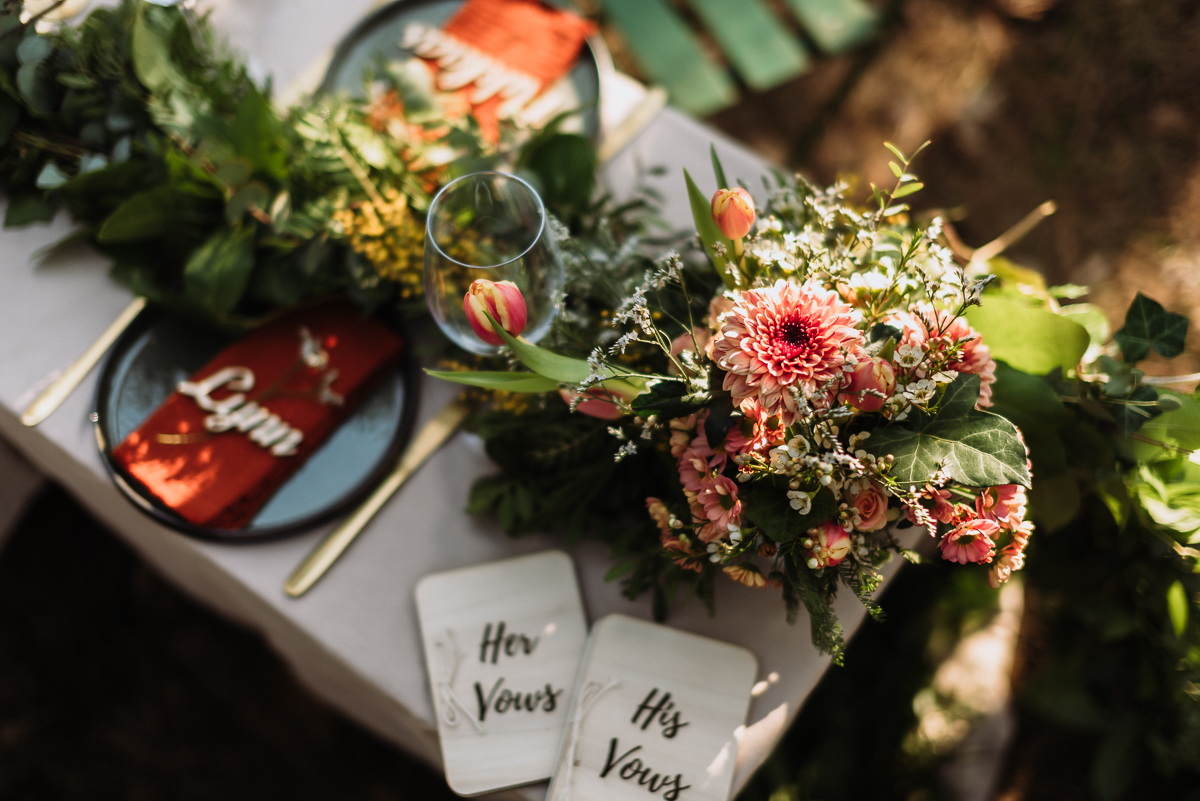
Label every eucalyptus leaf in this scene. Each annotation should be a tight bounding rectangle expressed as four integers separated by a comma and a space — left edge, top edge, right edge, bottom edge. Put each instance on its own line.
183, 224, 256, 317
1114, 292, 1188, 362
864, 374, 1032, 489
35, 161, 69, 189
16, 60, 57, 115
424, 369, 559, 394
15, 36, 52, 66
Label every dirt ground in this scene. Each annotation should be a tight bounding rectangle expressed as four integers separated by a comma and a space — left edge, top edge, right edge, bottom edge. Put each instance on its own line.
702, 0, 1200, 375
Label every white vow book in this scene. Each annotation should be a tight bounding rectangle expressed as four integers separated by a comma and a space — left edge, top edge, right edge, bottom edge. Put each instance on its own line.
547, 614, 758, 801
415, 550, 589, 796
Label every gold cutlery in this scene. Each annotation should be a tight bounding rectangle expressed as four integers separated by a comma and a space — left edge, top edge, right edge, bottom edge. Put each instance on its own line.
284, 398, 472, 597
21, 296, 147, 427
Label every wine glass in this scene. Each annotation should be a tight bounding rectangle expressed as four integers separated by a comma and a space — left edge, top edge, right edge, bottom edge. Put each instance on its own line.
423, 172, 565, 355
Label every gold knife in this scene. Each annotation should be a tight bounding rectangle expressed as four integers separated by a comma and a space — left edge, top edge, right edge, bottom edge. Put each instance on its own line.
284, 397, 472, 597
22, 296, 147, 427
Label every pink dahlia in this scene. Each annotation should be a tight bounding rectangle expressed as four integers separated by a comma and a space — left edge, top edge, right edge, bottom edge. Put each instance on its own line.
890, 305, 997, 407
710, 280, 864, 420
939, 518, 999, 564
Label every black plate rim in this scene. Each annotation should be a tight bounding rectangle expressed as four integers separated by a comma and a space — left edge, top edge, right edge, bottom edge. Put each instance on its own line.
92, 306, 421, 544
317, 0, 603, 141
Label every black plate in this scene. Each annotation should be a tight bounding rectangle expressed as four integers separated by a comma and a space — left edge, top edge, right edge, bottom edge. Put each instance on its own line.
320, 0, 602, 140
93, 309, 419, 542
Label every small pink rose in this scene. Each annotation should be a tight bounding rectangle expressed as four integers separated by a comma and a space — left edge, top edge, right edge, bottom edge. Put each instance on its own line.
840, 356, 896, 412
463, 279, 527, 346
710, 187, 756, 240
852, 483, 888, 532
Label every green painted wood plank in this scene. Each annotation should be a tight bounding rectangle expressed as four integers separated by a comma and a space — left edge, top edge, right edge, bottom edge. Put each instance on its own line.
599, 0, 737, 116
784, 0, 878, 54
686, 0, 810, 91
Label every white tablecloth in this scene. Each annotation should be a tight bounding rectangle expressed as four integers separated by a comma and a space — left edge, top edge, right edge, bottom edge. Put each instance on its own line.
0, 3, 906, 798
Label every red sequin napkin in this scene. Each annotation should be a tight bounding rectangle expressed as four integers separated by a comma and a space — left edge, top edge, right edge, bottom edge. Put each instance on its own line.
112, 304, 403, 530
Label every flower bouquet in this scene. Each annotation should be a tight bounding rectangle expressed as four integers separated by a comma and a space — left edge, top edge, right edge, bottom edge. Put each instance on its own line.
433, 144, 1036, 660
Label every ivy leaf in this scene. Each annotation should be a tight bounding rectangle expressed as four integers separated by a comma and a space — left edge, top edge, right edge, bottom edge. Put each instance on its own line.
743, 478, 837, 543
3, 194, 56, 227
183, 224, 256, 317
424, 369, 559, 394
864, 374, 1032, 489
1111, 385, 1161, 437
1114, 292, 1188, 362
630, 379, 709, 418
966, 297, 1090, 375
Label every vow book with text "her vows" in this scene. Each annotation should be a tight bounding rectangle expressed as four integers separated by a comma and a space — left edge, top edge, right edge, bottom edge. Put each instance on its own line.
415, 550, 588, 796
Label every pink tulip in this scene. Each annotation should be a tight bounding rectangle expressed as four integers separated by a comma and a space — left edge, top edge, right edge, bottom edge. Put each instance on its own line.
559, 387, 626, 420
840, 356, 896, 412
805, 521, 851, 568
711, 187, 756, 240
463, 279, 527, 346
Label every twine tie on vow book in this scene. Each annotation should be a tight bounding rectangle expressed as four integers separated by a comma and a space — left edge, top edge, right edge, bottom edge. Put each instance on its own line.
435, 629, 485, 734
559, 678, 620, 799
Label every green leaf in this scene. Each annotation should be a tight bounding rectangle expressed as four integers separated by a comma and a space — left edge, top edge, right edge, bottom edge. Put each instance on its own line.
16, 60, 57, 115
888, 161, 902, 178
521, 131, 596, 215
183, 225, 256, 317
988, 362, 1068, 476
131, 6, 187, 96
683, 168, 736, 288
1111, 385, 1160, 437
864, 374, 1033, 489
891, 181, 924, 199
743, 479, 837, 543
1029, 472, 1081, 532
1137, 390, 1200, 455
710, 144, 729, 190
966, 297, 1090, 374
485, 312, 620, 388
97, 186, 217, 243
15, 36, 51, 66
424, 369, 559, 394
630, 379, 709, 418
604, 560, 637, 582
1167, 580, 1189, 638
1114, 292, 1188, 362
4, 194, 56, 227
229, 88, 288, 183
1091, 728, 1141, 801
884, 142, 906, 162
0, 93, 19, 147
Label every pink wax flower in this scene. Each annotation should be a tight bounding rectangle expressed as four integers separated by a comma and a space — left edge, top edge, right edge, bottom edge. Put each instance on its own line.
852, 483, 889, 532
976, 484, 1028, 530
805, 521, 852, 568
939, 518, 999, 564
463, 279, 527, 346
906, 485, 956, 527
709, 279, 864, 421
559, 386, 628, 420
711, 187, 756, 240
890, 304, 997, 406
697, 475, 742, 538
840, 355, 896, 412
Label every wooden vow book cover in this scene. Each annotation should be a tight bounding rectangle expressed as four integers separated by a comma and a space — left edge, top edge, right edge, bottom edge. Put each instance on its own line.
415, 550, 589, 796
